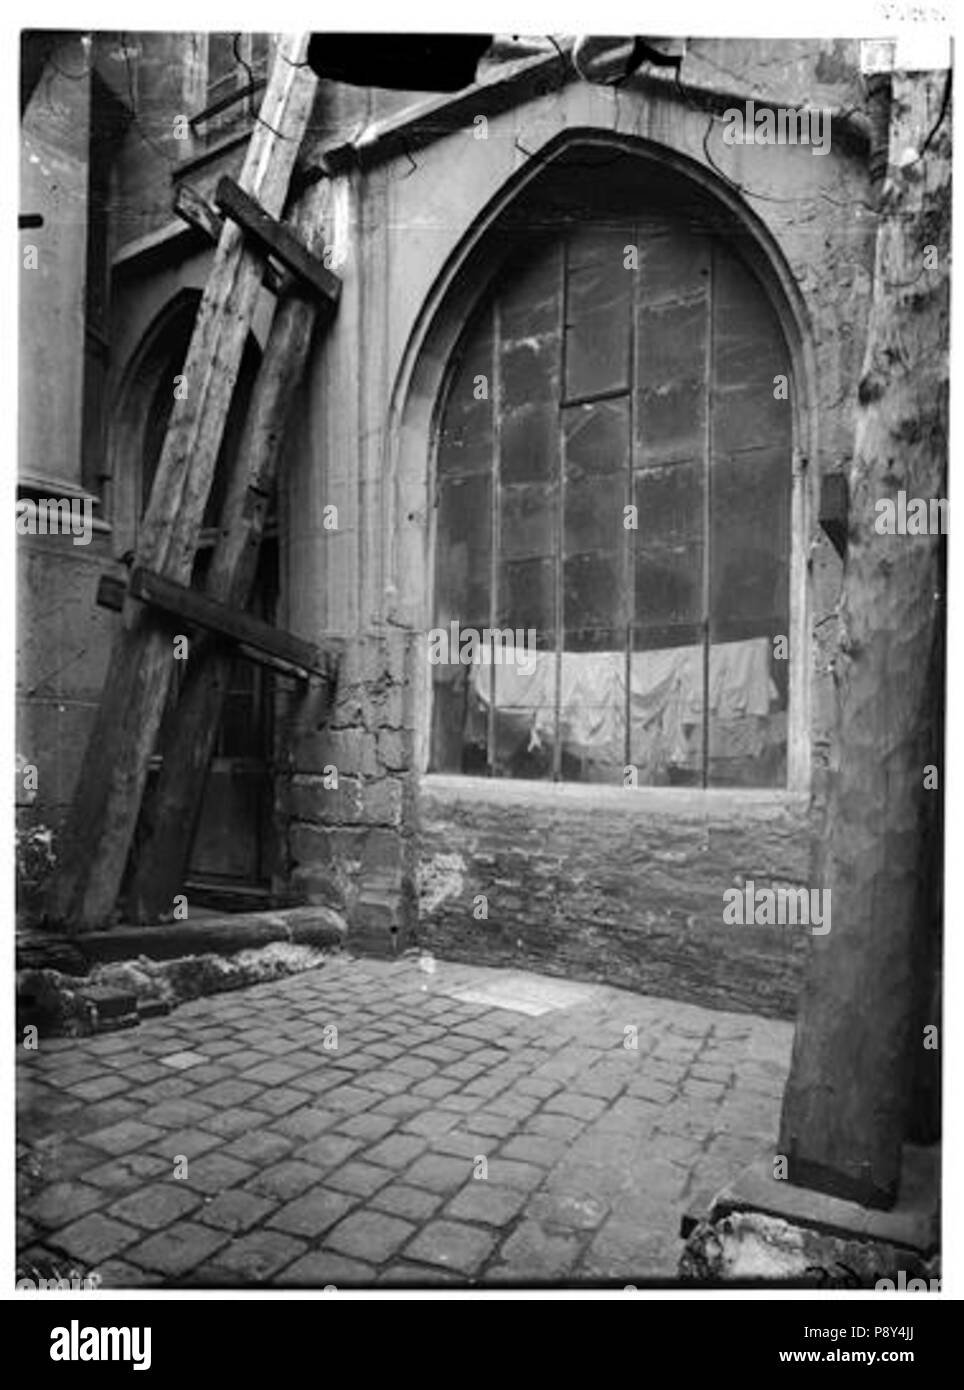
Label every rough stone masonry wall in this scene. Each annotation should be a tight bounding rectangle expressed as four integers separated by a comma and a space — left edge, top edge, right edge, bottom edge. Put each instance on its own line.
417, 784, 813, 1021
281, 632, 420, 955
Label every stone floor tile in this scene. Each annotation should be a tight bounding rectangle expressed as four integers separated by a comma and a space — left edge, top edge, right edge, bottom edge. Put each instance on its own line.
267, 1186, 356, 1238
275, 1252, 375, 1287
198, 1189, 278, 1234
370, 1183, 444, 1223
126, 1221, 229, 1277
51, 1212, 141, 1264
194, 1229, 306, 1284
404, 1220, 495, 1277
324, 1210, 415, 1264
444, 1182, 529, 1227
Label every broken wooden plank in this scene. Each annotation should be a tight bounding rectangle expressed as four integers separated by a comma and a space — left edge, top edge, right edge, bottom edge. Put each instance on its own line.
49, 33, 319, 931
127, 175, 339, 923
216, 175, 341, 305
125, 566, 326, 677
173, 181, 224, 244
99, 571, 331, 680
236, 643, 319, 682
174, 183, 287, 295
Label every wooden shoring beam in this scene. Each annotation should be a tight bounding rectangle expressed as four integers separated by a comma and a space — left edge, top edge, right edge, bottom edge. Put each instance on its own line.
126, 171, 339, 922
174, 183, 288, 296
215, 175, 341, 305
49, 34, 318, 930
96, 569, 331, 682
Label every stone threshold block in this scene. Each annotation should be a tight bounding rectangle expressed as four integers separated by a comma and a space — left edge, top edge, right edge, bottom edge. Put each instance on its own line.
19, 906, 347, 972
679, 1144, 939, 1286
17, 906, 349, 1037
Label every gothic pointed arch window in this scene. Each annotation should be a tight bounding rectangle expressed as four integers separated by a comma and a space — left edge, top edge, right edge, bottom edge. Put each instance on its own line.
430, 187, 795, 789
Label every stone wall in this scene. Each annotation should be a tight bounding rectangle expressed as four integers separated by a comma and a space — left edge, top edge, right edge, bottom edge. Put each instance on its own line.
282, 633, 420, 954
416, 780, 813, 1020
20, 37, 91, 487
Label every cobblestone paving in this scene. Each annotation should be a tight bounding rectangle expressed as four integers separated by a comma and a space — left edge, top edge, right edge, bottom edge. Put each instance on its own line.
17, 955, 792, 1287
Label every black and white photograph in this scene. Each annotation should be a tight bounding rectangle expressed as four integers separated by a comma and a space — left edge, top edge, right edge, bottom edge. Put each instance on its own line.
10, 3, 956, 1328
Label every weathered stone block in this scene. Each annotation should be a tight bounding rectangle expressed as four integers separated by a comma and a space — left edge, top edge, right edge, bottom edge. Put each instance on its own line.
285, 906, 348, 948
326, 728, 380, 778
350, 875, 412, 956
328, 687, 367, 730
291, 867, 343, 909
362, 828, 406, 875
292, 775, 363, 826
377, 728, 411, 771
288, 822, 335, 866
357, 777, 403, 827
371, 682, 407, 731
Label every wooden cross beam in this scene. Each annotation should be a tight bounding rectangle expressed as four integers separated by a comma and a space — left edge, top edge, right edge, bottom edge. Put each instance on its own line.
215, 176, 341, 305
95, 569, 332, 683
49, 34, 319, 931
174, 184, 287, 296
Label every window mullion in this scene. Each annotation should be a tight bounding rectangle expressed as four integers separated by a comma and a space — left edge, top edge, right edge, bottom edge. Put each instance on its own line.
553, 239, 568, 783
701, 242, 715, 789
488, 299, 500, 776
626, 220, 638, 775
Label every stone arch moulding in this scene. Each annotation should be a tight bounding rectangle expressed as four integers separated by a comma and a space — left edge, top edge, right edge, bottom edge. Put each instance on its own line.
106, 288, 203, 558
387, 127, 817, 792
106, 288, 263, 561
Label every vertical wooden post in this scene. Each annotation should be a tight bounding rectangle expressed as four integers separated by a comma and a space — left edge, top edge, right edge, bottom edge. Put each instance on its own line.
778, 69, 950, 1206
49, 35, 318, 929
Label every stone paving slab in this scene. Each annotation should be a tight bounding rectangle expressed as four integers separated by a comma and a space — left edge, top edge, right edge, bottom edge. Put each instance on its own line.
17, 954, 792, 1288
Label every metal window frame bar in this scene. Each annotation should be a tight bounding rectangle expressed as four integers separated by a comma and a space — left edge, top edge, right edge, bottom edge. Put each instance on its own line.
701, 242, 715, 789
488, 298, 500, 775
553, 239, 568, 782
625, 221, 638, 775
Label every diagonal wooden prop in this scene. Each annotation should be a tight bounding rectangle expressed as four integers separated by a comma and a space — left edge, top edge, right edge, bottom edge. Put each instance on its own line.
127, 173, 339, 922
49, 34, 318, 929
